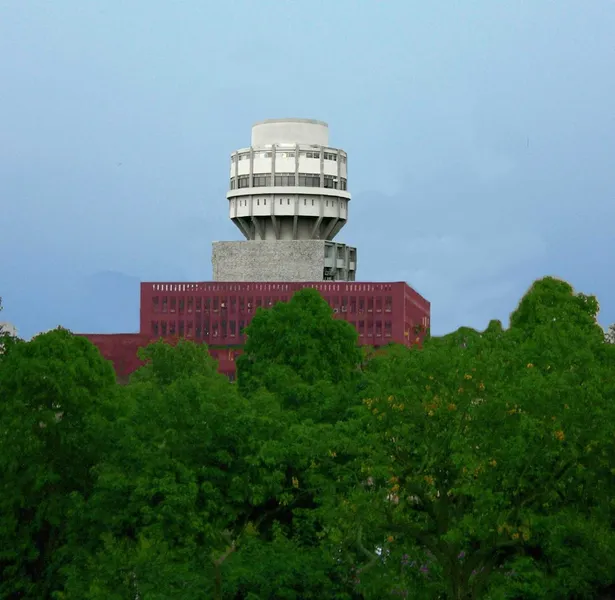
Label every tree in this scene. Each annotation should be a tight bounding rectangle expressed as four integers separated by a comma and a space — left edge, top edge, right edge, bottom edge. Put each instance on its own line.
5, 278, 614, 598
237, 288, 363, 422
237, 288, 362, 388
226, 289, 366, 597
0, 328, 118, 599
58, 334, 360, 599
605, 323, 615, 344
60, 339, 267, 599
335, 277, 615, 599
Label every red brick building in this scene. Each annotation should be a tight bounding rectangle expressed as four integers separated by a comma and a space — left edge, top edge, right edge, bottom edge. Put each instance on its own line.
83, 280, 430, 381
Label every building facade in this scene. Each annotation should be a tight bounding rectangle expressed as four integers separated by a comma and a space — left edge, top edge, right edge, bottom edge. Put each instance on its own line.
83, 281, 429, 381
81, 119, 431, 381
214, 119, 357, 282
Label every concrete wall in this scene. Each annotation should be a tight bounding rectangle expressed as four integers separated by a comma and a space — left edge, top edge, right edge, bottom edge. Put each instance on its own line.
212, 240, 357, 282
228, 192, 350, 241
251, 118, 329, 146
212, 240, 327, 282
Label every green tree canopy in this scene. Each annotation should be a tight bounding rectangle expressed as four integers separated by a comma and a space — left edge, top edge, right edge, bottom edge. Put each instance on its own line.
0, 328, 118, 599
229, 290, 368, 596
334, 277, 615, 599
2, 279, 615, 599
237, 288, 362, 390
60, 339, 258, 599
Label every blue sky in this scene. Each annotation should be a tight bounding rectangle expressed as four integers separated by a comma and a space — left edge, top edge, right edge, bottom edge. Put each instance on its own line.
1, 1, 614, 339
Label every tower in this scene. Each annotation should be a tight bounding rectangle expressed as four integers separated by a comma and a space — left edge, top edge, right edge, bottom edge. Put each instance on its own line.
212, 119, 357, 282
82, 117, 431, 382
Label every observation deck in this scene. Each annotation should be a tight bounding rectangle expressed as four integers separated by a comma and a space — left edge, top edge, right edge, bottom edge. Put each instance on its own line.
226, 119, 350, 242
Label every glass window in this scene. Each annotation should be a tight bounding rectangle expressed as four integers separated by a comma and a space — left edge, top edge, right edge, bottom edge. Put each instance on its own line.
252, 174, 271, 187
237, 175, 250, 188
274, 173, 296, 186
298, 173, 320, 187
324, 175, 338, 189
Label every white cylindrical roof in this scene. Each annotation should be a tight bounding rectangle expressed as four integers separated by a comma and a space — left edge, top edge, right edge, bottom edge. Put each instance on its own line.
251, 118, 329, 147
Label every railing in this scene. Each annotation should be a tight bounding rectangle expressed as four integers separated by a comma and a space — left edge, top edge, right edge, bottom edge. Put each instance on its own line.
143, 282, 402, 294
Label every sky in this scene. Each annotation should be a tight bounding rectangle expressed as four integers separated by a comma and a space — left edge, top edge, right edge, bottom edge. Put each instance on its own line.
1, 1, 614, 339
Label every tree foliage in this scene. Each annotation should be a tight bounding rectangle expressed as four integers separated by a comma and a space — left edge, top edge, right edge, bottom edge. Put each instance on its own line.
335, 278, 615, 599
0, 328, 117, 598
1, 279, 615, 599
59, 340, 258, 598
237, 288, 361, 392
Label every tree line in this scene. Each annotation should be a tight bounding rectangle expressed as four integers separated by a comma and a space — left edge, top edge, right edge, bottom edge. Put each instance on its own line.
1, 278, 615, 599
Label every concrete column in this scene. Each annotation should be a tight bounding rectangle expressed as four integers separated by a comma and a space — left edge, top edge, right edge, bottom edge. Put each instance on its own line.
249, 147, 254, 188
336, 148, 341, 190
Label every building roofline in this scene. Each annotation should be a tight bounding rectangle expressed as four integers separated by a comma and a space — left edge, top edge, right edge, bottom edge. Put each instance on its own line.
252, 118, 328, 128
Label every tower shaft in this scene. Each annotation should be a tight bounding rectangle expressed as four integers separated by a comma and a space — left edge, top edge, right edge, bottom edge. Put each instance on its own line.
214, 118, 357, 282
227, 119, 350, 242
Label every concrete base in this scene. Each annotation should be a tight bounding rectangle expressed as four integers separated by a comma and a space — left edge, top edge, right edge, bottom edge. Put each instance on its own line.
212, 240, 357, 282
